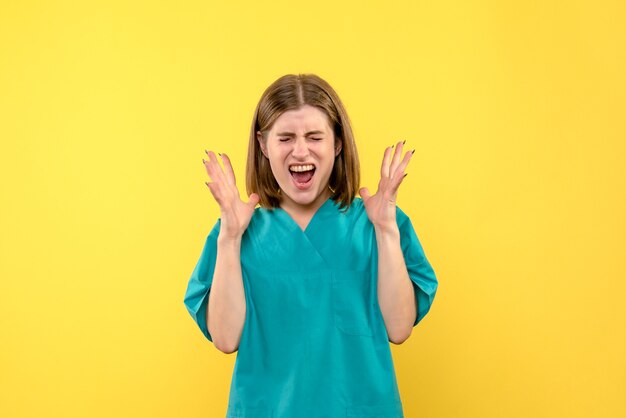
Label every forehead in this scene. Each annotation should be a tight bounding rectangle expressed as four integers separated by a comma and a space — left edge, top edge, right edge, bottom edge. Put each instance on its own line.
270, 105, 331, 133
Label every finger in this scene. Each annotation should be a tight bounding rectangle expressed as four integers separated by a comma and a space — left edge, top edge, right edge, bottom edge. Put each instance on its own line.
220, 153, 237, 186
205, 181, 223, 205
203, 155, 220, 184
358, 187, 371, 202
390, 173, 408, 196
203, 157, 216, 181
209, 151, 226, 182
391, 148, 415, 181
207, 151, 227, 184
380, 146, 393, 178
204, 154, 230, 203
247, 193, 260, 209
389, 140, 405, 176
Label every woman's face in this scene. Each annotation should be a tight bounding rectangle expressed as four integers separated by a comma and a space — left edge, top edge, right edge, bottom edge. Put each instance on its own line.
257, 105, 342, 210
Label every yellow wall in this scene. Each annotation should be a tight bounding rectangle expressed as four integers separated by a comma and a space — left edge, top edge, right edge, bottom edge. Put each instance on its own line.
1, 1, 624, 417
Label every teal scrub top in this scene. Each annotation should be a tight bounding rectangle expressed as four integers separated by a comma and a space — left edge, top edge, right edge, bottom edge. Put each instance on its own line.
184, 197, 438, 418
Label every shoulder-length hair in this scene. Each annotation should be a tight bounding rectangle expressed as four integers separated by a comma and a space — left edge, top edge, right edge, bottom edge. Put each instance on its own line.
246, 73, 360, 210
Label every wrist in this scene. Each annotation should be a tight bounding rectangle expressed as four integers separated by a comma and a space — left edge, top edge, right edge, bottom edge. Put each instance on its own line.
217, 233, 242, 248
374, 223, 400, 239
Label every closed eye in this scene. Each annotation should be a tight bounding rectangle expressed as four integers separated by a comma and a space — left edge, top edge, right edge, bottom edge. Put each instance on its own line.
279, 137, 322, 142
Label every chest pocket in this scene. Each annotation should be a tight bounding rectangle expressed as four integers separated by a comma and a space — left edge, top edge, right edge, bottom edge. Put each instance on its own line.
331, 270, 376, 337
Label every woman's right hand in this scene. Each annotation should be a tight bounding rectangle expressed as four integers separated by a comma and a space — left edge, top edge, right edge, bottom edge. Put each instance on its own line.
203, 150, 260, 241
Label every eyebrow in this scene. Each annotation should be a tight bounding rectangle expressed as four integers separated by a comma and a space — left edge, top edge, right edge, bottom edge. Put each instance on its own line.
275, 130, 325, 136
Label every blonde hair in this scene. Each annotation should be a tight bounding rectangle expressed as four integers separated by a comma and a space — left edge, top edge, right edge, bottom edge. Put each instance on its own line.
246, 74, 360, 210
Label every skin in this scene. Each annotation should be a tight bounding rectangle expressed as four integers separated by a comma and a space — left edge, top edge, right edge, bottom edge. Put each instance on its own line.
359, 141, 417, 344
256, 105, 342, 229
202, 150, 257, 353
202, 105, 416, 351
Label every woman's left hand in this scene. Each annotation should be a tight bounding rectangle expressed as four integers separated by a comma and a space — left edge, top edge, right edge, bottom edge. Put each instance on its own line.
359, 140, 414, 233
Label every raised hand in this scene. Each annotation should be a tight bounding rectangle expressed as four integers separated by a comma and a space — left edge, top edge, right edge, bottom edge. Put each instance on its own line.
203, 150, 260, 240
358, 140, 414, 232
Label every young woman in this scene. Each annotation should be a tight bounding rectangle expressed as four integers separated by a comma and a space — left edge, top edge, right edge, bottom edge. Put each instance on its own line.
184, 74, 438, 418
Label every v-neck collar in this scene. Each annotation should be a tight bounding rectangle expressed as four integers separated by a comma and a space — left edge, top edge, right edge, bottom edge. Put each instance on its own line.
276, 197, 336, 235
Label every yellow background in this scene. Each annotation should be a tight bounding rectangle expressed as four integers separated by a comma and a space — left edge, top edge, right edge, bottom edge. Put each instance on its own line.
1, 0, 624, 417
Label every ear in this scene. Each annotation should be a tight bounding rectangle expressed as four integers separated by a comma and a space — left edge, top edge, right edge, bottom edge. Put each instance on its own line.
257, 130, 269, 158
334, 137, 343, 157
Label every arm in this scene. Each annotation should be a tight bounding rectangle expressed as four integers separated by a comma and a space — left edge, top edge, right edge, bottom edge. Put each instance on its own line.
375, 224, 416, 344
358, 140, 416, 344
207, 235, 246, 353
203, 150, 259, 354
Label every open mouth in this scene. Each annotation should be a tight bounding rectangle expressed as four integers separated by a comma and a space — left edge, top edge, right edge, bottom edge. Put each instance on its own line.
289, 164, 316, 189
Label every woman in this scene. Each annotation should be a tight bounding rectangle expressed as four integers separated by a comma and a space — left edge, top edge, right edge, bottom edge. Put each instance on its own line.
184, 74, 438, 418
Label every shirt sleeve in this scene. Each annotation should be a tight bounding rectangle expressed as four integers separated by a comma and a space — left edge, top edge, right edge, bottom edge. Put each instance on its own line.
183, 219, 221, 342
396, 207, 438, 327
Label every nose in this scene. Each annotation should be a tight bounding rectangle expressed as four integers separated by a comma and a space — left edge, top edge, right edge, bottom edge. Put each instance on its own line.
291, 137, 310, 159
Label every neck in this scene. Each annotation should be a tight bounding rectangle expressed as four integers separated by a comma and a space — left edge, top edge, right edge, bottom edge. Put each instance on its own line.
279, 188, 331, 218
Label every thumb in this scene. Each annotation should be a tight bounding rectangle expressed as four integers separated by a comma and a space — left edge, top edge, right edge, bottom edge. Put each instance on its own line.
247, 193, 260, 208
358, 187, 371, 202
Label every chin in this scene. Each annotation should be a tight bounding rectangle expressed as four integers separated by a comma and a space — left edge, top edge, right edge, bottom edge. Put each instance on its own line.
286, 191, 317, 205
281, 185, 323, 207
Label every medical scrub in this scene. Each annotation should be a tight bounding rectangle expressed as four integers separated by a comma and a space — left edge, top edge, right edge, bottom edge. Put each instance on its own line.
184, 197, 438, 418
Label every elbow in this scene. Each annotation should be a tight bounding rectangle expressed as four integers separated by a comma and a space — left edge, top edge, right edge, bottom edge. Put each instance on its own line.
388, 331, 411, 345
386, 302, 417, 344
388, 324, 413, 345
209, 324, 239, 354
212, 330, 239, 353
215, 341, 239, 354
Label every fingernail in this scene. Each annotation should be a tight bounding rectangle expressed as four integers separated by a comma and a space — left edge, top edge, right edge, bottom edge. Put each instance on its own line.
411, 149, 415, 154
402, 140, 406, 145
205, 181, 209, 187
202, 158, 206, 164
403, 173, 408, 178
218, 153, 222, 157
391, 144, 394, 148
205, 149, 208, 155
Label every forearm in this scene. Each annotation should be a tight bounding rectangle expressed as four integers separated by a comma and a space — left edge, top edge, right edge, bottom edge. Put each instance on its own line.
375, 225, 416, 344
207, 235, 247, 353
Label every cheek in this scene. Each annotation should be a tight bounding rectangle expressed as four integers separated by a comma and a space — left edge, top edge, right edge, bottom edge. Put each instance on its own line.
267, 149, 288, 172
322, 148, 338, 167
270, 145, 288, 158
